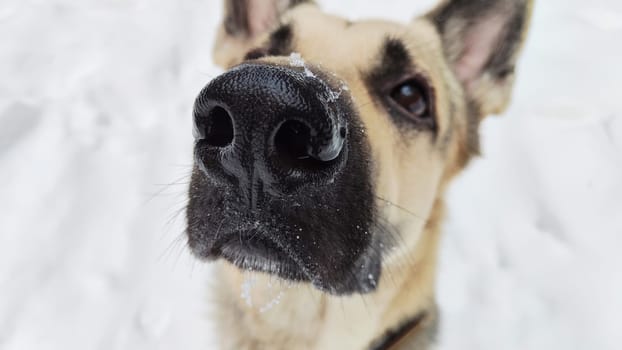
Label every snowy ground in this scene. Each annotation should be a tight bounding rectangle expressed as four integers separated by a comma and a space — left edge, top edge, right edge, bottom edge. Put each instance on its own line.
1, 0, 621, 349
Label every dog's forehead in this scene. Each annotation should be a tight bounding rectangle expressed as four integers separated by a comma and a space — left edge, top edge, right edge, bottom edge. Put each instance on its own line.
284, 5, 445, 78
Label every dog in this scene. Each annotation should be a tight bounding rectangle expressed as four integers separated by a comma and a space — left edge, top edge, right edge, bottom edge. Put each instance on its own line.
186, 0, 533, 348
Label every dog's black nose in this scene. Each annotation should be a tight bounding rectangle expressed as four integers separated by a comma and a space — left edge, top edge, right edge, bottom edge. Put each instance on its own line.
193, 63, 348, 197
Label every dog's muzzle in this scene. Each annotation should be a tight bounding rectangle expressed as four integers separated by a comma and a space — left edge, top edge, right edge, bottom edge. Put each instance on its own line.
187, 62, 379, 295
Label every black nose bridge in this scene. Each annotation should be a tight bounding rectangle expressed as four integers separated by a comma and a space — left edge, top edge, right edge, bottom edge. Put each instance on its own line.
199, 63, 330, 140
193, 63, 348, 198
210, 65, 309, 119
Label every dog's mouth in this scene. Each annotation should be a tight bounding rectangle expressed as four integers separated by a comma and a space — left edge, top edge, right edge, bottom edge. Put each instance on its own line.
186, 201, 383, 295
206, 229, 308, 282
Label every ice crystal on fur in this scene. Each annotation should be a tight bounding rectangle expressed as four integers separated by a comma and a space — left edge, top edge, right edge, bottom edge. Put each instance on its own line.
289, 52, 315, 77
289, 52, 305, 67
240, 274, 257, 307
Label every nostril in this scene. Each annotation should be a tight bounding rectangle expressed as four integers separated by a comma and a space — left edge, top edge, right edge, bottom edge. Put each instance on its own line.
195, 106, 234, 147
339, 126, 347, 138
273, 119, 345, 171
274, 120, 313, 163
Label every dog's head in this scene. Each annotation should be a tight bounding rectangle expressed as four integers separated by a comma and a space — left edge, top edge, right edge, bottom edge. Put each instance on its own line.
187, 0, 532, 295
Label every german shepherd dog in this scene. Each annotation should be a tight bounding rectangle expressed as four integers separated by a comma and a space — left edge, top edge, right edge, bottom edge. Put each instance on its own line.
187, 0, 532, 348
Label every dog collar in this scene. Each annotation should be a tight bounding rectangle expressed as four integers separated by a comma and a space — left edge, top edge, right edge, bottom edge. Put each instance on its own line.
368, 311, 427, 350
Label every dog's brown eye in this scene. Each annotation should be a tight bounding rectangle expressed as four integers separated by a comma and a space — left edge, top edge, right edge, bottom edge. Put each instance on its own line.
390, 81, 429, 119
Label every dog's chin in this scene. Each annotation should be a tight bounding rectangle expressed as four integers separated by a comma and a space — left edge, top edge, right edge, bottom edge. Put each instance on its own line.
190, 229, 382, 296
215, 231, 308, 281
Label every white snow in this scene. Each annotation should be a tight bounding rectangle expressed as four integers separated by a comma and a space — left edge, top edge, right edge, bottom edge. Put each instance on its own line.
1, 0, 621, 349
289, 52, 315, 78
240, 275, 291, 313
289, 51, 344, 103
289, 52, 306, 67
240, 274, 257, 307
258, 290, 284, 314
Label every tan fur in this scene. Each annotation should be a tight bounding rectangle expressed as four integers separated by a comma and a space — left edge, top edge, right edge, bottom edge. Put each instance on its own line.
207, 1, 533, 348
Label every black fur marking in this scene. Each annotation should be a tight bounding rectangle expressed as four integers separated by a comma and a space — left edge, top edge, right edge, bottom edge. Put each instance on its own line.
486, 4, 527, 79
288, 0, 312, 8
244, 47, 269, 60
364, 38, 437, 133
440, 100, 456, 152
267, 24, 294, 56
368, 312, 428, 350
432, 0, 499, 22
366, 38, 412, 85
464, 99, 481, 156
243, 24, 293, 60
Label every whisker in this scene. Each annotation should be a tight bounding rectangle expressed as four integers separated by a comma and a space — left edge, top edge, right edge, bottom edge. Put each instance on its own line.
158, 231, 186, 263
164, 202, 189, 231
143, 172, 192, 205
375, 195, 426, 221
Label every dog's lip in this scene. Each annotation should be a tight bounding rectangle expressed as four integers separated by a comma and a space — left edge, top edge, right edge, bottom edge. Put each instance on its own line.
212, 230, 311, 281
187, 226, 382, 295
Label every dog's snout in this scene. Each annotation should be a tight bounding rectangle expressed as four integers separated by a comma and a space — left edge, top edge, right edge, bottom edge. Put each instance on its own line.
193, 63, 349, 195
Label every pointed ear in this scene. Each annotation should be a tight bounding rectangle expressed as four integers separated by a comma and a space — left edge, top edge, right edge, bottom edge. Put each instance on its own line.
213, 0, 314, 67
428, 0, 533, 117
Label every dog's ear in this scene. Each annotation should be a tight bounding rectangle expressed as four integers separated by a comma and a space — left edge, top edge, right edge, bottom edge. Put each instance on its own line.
428, 0, 533, 117
214, 0, 313, 67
